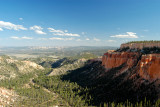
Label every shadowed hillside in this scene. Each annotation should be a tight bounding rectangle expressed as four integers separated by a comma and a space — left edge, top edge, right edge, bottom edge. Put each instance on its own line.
61, 60, 159, 106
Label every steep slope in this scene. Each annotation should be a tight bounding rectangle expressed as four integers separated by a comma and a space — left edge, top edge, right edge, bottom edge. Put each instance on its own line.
0, 56, 44, 80
0, 87, 19, 106
140, 54, 160, 80
62, 59, 159, 105
62, 42, 160, 106
102, 52, 140, 69
102, 51, 160, 80
49, 58, 87, 76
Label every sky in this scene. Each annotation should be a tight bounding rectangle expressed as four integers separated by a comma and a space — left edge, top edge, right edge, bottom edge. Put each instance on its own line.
0, 0, 160, 47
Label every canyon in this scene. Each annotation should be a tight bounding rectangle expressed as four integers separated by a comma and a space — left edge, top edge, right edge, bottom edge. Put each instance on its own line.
102, 42, 160, 80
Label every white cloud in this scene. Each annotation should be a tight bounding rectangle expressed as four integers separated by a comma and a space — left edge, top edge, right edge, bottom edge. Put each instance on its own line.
0, 21, 27, 31
49, 37, 74, 41
21, 36, 33, 39
53, 33, 80, 37
48, 27, 80, 37
30, 25, 46, 35
11, 36, 33, 40
110, 32, 138, 38
64, 30, 68, 32
49, 37, 63, 40
93, 38, 100, 41
86, 38, 90, 40
35, 30, 46, 35
0, 28, 3, 31
107, 40, 116, 42
48, 28, 64, 33
19, 18, 23, 20
11, 36, 20, 40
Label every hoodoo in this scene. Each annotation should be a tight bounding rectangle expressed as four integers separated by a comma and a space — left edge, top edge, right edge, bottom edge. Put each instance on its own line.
102, 41, 160, 80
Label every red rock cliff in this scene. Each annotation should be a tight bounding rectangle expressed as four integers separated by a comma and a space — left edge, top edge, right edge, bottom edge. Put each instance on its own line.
139, 54, 160, 80
102, 51, 160, 80
102, 52, 140, 69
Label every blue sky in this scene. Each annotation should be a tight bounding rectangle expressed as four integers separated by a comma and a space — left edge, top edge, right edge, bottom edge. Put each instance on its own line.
0, 0, 160, 47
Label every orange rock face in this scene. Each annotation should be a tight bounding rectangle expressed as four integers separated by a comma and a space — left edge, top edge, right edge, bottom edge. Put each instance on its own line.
139, 54, 160, 80
102, 52, 140, 69
102, 51, 160, 80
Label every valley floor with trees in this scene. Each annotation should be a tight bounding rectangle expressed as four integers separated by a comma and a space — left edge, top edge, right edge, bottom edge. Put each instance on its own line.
0, 53, 160, 106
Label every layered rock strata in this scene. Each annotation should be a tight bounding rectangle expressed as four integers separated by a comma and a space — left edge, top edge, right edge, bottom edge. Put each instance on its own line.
102, 52, 140, 69
140, 54, 160, 80
102, 51, 160, 80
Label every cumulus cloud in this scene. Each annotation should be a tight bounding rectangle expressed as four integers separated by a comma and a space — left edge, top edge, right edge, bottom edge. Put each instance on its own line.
48, 28, 64, 33
0, 21, 27, 31
30, 25, 46, 35
11, 36, 33, 40
49, 37, 74, 41
93, 38, 100, 41
48, 27, 80, 37
110, 32, 138, 38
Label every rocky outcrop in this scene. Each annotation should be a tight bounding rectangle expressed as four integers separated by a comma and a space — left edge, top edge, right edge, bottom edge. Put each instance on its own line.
120, 43, 160, 49
102, 52, 140, 69
0, 87, 18, 106
140, 54, 160, 80
102, 50, 160, 80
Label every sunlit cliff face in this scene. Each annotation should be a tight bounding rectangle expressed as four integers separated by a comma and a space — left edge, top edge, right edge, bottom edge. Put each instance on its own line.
102, 52, 140, 69
102, 51, 160, 80
140, 54, 160, 80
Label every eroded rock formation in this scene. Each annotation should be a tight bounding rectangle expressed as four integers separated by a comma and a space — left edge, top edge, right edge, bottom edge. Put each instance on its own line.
102, 44, 160, 80
102, 52, 140, 69
140, 54, 160, 80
